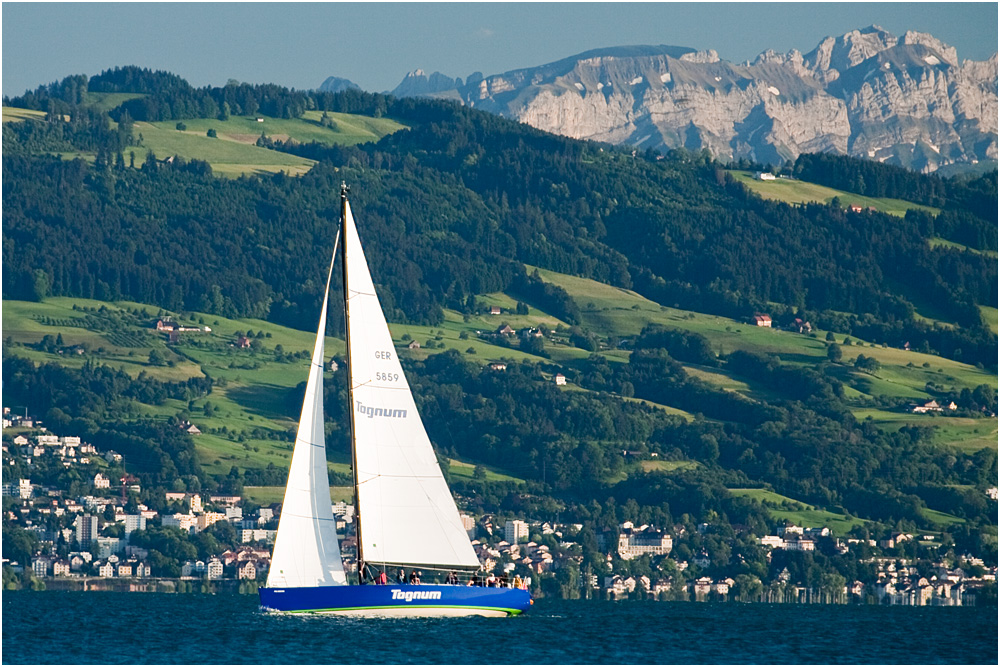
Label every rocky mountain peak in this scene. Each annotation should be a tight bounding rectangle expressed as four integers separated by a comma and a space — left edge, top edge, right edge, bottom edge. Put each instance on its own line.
805, 25, 899, 76
344, 26, 996, 172
679, 49, 720, 64
317, 76, 360, 94
903, 30, 959, 66
392, 69, 464, 98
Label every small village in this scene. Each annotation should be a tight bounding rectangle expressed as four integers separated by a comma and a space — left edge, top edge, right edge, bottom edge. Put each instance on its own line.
3, 408, 995, 605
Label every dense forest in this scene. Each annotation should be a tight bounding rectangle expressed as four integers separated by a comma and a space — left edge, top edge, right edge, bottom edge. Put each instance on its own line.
4, 68, 996, 369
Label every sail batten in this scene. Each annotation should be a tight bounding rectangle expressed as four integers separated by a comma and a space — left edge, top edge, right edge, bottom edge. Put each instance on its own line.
343, 202, 480, 571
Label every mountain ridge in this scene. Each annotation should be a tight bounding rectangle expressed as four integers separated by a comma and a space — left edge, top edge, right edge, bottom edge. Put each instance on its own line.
376, 26, 997, 172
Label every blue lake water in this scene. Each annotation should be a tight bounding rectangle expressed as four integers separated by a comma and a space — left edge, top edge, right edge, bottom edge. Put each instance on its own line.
2, 592, 996, 664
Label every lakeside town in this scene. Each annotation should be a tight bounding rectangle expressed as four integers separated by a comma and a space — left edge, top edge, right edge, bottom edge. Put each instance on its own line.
4, 408, 996, 606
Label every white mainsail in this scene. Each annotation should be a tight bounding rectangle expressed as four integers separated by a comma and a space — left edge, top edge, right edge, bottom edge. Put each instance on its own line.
343, 202, 480, 570
265, 242, 348, 588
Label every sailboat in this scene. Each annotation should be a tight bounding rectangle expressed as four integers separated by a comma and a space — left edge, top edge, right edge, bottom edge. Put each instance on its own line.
258, 185, 532, 616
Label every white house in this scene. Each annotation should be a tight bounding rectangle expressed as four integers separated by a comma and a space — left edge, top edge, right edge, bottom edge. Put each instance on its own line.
162, 513, 198, 533
759, 535, 784, 549
182, 560, 206, 577
206, 558, 224, 580
31, 557, 51, 578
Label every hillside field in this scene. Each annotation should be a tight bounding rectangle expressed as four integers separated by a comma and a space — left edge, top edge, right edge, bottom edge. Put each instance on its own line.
3, 108, 406, 178
5, 255, 995, 476
729, 488, 869, 536
730, 170, 941, 217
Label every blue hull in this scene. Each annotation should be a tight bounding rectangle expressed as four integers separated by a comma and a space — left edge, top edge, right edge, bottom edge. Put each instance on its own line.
259, 584, 531, 616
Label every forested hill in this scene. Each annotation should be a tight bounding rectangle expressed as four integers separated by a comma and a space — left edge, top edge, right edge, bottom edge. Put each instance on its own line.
3, 67, 997, 368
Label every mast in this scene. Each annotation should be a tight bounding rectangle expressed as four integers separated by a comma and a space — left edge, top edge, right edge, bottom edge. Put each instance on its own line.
341, 182, 365, 584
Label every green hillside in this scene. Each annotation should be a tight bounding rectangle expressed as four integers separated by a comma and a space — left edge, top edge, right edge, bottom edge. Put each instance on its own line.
132, 120, 317, 176
4, 107, 406, 177
728, 488, 866, 536
2, 107, 47, 123
527, 267, 995, 398
3, 71, 996, 547
134, 111, 405, 177
2, 295, 534, 485
730, 170, 941, 217
5, 253, 995, 472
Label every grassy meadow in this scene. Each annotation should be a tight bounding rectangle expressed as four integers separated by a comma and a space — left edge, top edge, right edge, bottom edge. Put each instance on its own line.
978, 306, 999, 335
728, 488, 866, 536
929, 237, 998, 258
244, 485, 354, 505
132, 112, 407, 177
852, 408, 998, 454
3, 107, 406, 178
131, 119, 315, 177
729, 170, 941, 217
2, 107, 48, 122
525, 266, 995, 407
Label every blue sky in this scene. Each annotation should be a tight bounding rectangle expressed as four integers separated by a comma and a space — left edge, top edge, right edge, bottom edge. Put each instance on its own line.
2, 3, 997, 97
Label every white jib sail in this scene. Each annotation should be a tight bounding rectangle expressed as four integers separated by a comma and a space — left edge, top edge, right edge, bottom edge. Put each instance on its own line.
266, 240, 348, 588
344, 201, 480, 570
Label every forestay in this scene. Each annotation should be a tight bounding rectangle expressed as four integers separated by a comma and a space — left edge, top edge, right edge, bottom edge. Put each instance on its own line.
265, 240, 348, 588
343, 202, 480, 570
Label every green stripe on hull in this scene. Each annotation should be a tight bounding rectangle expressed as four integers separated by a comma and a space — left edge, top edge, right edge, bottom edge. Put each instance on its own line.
283, 604, 523, 615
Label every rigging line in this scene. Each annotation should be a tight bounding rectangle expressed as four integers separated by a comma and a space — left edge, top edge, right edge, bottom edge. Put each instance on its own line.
294, 440, 328, 449
358, 473, 455, 480
351, 382, 411, 391
277, 512, 338, 522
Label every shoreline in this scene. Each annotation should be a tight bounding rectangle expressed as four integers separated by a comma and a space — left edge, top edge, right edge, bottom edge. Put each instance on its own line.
10, 580, 989, 607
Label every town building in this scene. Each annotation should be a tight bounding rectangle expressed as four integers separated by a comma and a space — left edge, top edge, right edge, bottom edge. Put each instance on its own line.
505, 520, 529, 544
95, 537, 125, 559
162, 513, 199, 533
206, 558, 224, 580
75, 514, 99, 546
121, 514, 146, 535
459, 513, 476, 539
238, 561, 257, 580
617, 522, 672, 560
31, 557, 51, 578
